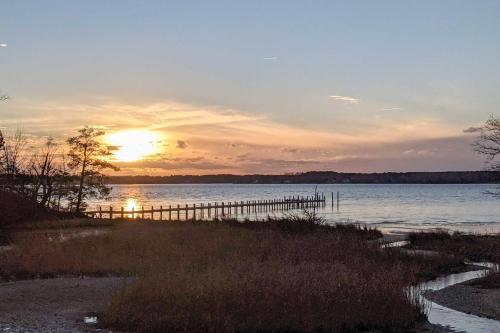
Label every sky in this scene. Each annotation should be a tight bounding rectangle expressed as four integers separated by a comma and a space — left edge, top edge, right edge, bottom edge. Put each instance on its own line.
1, 1, 499, 175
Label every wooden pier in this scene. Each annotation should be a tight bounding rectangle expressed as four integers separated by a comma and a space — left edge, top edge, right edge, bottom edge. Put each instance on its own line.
84, 193, 327, 221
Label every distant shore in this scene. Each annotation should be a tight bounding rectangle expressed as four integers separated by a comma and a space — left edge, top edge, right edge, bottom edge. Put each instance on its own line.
105, 171, 500, 184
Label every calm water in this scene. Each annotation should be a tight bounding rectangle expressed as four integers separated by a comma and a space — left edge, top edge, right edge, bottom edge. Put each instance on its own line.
89, 184, 500, 233
418, 263, 500, 332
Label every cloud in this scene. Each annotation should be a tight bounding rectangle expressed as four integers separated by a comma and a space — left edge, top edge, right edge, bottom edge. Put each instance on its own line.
281, 148, 298, 153
176, 140, 188, 149
0, 43, 7, 48
329, 95, 359, 104
9, 99, 461, 150
115, 157, 233, 173
263, 56, 278, 60
402, 149, 436, 156
381, 107, 402, 111
463, 126, 482, 133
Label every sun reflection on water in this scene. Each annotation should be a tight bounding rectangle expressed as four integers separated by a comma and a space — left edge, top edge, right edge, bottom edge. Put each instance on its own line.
125, 198, 139, 218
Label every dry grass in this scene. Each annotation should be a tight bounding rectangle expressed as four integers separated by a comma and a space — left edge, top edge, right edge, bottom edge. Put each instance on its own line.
407, 231, 500, 263
382, 247, 467, 281
0, 217, 463, 332
408, 231, 500, 290
12, 218, 117, 231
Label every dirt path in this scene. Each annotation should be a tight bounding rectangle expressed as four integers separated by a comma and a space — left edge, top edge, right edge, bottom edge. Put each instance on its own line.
0, 277, 130, 333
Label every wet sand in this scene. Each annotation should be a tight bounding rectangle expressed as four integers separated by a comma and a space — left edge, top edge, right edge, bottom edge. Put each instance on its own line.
425, 278, 500, 321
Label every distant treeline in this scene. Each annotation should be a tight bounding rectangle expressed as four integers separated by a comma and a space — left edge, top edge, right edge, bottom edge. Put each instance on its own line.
107, 171, 500, 184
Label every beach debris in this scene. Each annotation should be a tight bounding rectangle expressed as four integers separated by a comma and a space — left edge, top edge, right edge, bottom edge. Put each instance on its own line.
84, 315, 98, 324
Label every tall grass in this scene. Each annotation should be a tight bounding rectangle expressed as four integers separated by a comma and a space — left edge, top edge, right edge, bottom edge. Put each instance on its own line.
0, 217, 456, 332
102, 224, 423, 332
408, 231, 500, 263
408, 231, 500, 290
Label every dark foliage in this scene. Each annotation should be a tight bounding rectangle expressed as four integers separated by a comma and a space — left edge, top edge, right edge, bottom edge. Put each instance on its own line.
107, 171, 500, 185
0, 191, 80, 244
408, 231, 500, 263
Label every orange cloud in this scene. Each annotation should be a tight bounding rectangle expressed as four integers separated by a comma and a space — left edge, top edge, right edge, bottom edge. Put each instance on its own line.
2, 99, 476, 174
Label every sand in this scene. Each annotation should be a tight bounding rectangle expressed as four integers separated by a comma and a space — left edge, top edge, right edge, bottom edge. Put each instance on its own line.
0, 277, 130, 333
425, 278, 500, 321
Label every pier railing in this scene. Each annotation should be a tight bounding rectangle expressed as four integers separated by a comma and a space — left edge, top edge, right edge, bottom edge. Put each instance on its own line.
84, 193, 327, 220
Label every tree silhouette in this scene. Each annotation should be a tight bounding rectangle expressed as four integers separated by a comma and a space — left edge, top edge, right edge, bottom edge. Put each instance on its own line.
473, 116, 500, 171
67, 126, 119, 212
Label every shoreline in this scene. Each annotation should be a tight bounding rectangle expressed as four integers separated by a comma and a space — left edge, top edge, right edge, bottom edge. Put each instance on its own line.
424, 277, 500, 321
0, 277, 131, 333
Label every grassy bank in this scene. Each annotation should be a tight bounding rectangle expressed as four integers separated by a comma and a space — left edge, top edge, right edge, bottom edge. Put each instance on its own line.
408, 231, 500, 289
0, 217, 467, 332
408, 231, 500, 263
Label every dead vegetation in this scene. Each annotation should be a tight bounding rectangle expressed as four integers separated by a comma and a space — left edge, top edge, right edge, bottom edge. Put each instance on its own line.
0, 217, 473, 332
408, 230, 500, 290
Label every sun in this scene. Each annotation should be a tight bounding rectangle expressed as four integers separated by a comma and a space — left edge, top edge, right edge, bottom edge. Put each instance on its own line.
106, 129, 162, 162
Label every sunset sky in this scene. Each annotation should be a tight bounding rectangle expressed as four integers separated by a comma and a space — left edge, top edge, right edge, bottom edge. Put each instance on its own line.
1, 1, 500, 175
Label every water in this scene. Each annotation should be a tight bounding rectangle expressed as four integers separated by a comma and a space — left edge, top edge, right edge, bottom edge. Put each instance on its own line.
89, 184, 500, 233
418, 263, 500, 332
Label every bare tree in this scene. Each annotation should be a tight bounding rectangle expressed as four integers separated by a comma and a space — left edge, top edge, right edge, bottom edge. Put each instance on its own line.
28, 137, 60, 206
67, 126, 118, 212
0, 91, 8, 176
0, 129, 28, 191
51, 152, 75, 211
473, 116, 500, 170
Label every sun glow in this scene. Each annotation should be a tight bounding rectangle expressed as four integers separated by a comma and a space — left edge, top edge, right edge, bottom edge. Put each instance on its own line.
106, 130, 163, 162
125, 198, 139, 218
